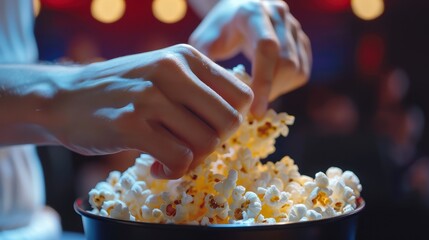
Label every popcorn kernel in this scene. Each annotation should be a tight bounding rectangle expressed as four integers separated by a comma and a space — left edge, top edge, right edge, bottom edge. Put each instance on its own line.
87, 65, 362, 225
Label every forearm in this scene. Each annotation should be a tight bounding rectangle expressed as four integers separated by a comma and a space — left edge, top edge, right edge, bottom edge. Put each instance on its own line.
0, 64, 80, 146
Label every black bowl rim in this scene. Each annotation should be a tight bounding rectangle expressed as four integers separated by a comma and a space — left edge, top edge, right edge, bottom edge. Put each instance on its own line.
74, 197, 365, 230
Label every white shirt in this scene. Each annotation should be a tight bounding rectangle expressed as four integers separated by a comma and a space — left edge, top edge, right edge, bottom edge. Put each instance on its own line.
0, 0, 38, 64
0, 0, 61, 239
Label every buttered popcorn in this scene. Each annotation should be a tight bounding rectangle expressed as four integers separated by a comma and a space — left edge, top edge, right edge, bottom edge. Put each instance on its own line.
88, 65, 362, 225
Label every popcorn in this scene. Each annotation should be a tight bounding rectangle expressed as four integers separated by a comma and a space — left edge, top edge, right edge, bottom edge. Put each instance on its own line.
229, 189, 262, 221
322, 206, 338, 218
242, 192, 262, 219
142, 205, 163, 223
205, 194, 229, 221
119, 172, 136, 190
330, 178, 356, 211
262, 185, 290, 209
106, 171, 121, 187
141, 194, 164, 223
89, 187, 116, 210
306, 209, 323, 221
101, 200, 132, 221
214, 170, 237, 199
315, 172, 330, 188
288, 204, 307, 222
135, 154, 154, 178
341, 171, 362, 197
326, 167, 343, 179
306, 186, 333, 208
87, 65, 363, 225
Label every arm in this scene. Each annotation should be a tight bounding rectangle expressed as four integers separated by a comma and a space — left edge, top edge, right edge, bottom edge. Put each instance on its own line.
0, 44, 253, 179
188, 0, 311, 117
0, 64, 78, 145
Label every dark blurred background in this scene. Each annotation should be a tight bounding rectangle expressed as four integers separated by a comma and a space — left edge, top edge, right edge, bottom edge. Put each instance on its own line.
33, 0, 429, 239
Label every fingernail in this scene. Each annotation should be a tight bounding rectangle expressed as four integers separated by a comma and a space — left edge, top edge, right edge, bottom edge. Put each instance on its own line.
162, 164, 173, 177
238, 112, 244, 124
150, 161, 167, 179
214, 137, 221, 148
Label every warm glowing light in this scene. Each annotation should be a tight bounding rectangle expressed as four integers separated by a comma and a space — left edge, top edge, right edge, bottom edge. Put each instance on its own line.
351, 0, 384, 21
91, 0, 126, 24
152, 0, 187, 24
33, 0, 41, 17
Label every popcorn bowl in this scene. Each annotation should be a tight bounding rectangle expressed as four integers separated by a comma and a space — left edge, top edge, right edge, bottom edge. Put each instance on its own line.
74, 197, 365, 240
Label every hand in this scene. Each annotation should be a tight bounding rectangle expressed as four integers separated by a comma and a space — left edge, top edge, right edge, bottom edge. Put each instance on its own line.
189, 0, 312, 117
48, 44, 253, 179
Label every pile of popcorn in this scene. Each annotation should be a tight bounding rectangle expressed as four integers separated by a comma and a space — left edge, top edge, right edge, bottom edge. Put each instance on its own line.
88, 65, 362, 225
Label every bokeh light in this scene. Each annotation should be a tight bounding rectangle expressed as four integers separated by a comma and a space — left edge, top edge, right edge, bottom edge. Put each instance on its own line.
33, 0, 41, 17
152, 0, 187, 24
351, 0, 385, 20
91, 0, 126, 24
356, 34, 385, 75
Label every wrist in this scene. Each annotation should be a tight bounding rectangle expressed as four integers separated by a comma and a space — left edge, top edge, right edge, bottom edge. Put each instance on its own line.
0, 65, 83, 146
37, 66, 84, 145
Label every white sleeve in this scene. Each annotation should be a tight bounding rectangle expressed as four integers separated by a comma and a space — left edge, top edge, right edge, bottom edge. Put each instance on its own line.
0, 145, 62, 239
0, 0, 38, 64
0, 206, 62, 240
0, 145, 45, 230
0, 1, 61, 237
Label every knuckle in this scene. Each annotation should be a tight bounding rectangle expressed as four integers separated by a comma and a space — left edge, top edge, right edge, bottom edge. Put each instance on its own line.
237, 0, 264, 18
138, 86, 165, 115
288, 15, 302, 31
143, 82, 159, 96
172, 43, 199, 58
258, 38, 280, 57
226, 110, 242, 134
280, 55, 300, 71
279, 57, 299, 72
274, 1, 289, 16
197, 131, 220, 155
237, 84, 254, 106
158, 52, 182, 71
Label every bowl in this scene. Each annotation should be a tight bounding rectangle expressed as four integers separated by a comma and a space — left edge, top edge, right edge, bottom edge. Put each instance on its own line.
74, 197, 365, 240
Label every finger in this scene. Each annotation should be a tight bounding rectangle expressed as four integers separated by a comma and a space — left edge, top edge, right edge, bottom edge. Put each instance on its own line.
153, 59, 243, 140
189, 15, 242, 61
264, 3, 304, 100
126, 120, 193, 179
276, 14, 311, 91
238, 9, 280, 117
298, 31, 312, 76
156, 98, 220, 169
188, 51, 253, 113
264, 2, 300, 74
283, 14, 300, 63
188, 1, 243, 60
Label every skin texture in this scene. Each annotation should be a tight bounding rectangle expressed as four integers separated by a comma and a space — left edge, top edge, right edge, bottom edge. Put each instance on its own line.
189, 0, 312, 117
0, 44, 253, 179
1, 0, 310, 180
